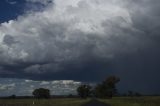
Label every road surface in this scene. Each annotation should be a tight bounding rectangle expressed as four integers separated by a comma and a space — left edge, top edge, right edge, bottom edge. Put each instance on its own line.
82, 99, 110, 106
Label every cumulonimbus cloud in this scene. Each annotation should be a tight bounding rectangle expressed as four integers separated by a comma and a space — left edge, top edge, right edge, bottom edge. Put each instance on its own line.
0, 0, 160, 81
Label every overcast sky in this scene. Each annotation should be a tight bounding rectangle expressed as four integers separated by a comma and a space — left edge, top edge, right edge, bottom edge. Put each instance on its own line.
0, 0, 160, 96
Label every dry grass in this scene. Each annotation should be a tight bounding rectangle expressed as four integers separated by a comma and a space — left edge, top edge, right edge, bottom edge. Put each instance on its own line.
0, 98, 90, 106
99, 96, 160, 106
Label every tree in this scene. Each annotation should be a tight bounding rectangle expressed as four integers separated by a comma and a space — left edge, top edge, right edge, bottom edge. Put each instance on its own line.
128, 90, 133, 97
135, 92, 142, 97
95, 76, 120, 98
77, 84, 92, 98
32, 88, 50, 99
9, 94, 16, 99
127, 91, 142, 97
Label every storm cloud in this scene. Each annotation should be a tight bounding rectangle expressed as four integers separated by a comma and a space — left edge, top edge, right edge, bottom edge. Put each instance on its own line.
0, 0, 160, 94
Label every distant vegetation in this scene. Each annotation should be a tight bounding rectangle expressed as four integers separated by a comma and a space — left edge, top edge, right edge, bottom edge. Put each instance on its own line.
28, 76, 120, 99
77, 76, 120, 98
77, 85, 92, 98
32, 88, 50, 99
95, 76, 120, 98
3, 75, 154, 100
0, 75, 160, 106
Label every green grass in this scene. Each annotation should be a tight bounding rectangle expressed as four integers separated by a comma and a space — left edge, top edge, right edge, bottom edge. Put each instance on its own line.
99, 96, 160, 106
0, 98, 90, 106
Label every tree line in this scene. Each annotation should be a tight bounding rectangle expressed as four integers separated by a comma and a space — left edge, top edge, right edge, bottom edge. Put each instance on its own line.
6, 75, 143, 99
31, 76, 120, 99
77, 76, 120, 98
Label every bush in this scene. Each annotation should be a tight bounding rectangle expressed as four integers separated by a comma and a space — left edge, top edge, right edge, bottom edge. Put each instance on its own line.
32, 88, 50, 99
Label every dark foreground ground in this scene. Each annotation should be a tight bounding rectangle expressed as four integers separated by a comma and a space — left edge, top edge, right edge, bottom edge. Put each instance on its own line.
82, 99, 110, 106
0, 96, 160, 106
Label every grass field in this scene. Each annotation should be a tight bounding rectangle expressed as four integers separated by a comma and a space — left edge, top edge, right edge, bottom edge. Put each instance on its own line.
1, 97, 160, 106
0, 98, 90, 106
100, 96, 160, 106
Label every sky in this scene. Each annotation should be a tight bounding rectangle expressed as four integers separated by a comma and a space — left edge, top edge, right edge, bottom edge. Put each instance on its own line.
0, 0, 160, 96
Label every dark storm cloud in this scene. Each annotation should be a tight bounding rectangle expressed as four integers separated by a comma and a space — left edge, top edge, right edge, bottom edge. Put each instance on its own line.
0, 0, 160, 94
